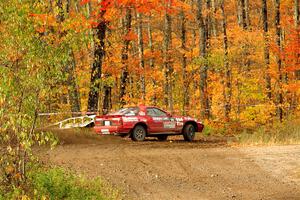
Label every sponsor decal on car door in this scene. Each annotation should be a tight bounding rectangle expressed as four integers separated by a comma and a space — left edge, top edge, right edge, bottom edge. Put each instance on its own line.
148, 116, 163, 133
163, 121, 176, 129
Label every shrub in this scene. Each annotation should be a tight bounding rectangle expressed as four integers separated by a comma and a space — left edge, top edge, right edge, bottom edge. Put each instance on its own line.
0, 166, 119, 200
30, 168, 108, 200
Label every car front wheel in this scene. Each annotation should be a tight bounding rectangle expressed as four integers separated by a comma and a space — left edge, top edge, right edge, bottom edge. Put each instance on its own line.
131, 125, 146, 141
183, 124, 195, 142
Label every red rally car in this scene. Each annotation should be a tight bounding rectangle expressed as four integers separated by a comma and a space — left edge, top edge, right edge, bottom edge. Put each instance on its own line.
94, 106, 204, 141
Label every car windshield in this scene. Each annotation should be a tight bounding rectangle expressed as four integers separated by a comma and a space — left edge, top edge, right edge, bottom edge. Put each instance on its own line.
108, 107, 139, 116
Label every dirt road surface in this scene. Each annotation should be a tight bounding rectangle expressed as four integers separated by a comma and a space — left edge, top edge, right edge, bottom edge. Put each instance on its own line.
38, 131, 300, 200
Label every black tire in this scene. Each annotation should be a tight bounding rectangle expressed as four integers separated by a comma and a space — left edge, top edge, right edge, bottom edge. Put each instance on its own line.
131, 125, 146, 141
157, 135, 168, 141
183, 124, 196, 142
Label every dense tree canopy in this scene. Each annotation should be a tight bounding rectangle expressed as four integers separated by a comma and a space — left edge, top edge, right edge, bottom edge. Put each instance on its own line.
1, 0, 300, 124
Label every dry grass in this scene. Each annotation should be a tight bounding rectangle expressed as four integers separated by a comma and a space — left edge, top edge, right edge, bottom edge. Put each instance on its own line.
236, 119, 300, 145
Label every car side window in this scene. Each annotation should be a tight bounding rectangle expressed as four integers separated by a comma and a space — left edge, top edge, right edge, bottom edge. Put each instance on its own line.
153, 108, 167, 117
147, 108, 168, 117
146, 108, 167, 117
124, 107, 139, 116
146, 108, 157, 117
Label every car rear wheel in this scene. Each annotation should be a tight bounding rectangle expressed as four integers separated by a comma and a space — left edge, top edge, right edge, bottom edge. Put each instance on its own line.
131, 125, 146, 141
183, 124, 195, 142
157, 135, 168, 141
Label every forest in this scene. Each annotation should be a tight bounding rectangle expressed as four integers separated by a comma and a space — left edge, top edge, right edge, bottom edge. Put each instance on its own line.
0, 0, 299, 198
1, 0, 299, 124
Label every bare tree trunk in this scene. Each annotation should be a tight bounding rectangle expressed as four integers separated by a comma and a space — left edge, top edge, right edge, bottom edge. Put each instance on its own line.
295, 0, 299, 72
180, 9, 188, 115
67, 51, 81, 114
163, 0, 173, 113
102, 84, 111, 115
295, 0, 300, 27
237, 0, 247, 29
87, 3, 107, 112
66, 1, 80, 113
148, 15, 157, 105
241, 0, 247, 29
23, 91, 39, 179
211, 0, 218, 37
235, 0, 248, 118
245, 0, 250, 27
197, 0, 210, 119
275, 0, 283, 121
292, 0, 300, 113
137, 12, 145, 101
206, 0, 212, 38
262, 0, 271, 99
66, 0, 71, 14
119, 8, 132, 107
192, 1, 197, 49
102, 71, 112, 114
191, 0, 197, 54
221, 1, 231, 121
236, 0, 242, 27
191, 0, 197, 115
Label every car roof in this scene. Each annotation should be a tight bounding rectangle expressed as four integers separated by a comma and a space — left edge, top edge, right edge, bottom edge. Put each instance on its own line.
138, 105, 166, 111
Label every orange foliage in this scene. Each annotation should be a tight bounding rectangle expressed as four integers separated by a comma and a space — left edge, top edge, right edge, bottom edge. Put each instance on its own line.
25, 0, 300, 127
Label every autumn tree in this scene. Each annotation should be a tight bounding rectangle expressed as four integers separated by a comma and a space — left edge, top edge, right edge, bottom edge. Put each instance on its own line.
119, 8, 132, 107
275, 0, 283, 121
236, 0, 248, 29
56, 0, 81, 115
197, 0, 210, 119
295, 0, 299, 27
147, 14, 157, 105
87, 0, 109, 112
221, 0, 231, 120
163, 0, 174, 113
180, 7, 189, 114
0, 0, 61, 191
137, 11, 146, 101
262, 0, 271, 99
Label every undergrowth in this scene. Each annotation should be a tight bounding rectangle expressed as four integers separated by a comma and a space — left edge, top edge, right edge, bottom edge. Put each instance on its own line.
0, 165, 120, 200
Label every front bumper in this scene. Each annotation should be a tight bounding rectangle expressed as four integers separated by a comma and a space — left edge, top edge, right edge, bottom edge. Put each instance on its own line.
197, 122, 204, 132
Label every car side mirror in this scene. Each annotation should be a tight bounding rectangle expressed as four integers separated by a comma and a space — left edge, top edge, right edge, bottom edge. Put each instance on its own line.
166, 112, 172, 117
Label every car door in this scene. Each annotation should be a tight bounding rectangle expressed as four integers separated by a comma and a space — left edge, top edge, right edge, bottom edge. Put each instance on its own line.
153, 108, 176, 133
146, 108, 176, 133
146, 108, 163, 133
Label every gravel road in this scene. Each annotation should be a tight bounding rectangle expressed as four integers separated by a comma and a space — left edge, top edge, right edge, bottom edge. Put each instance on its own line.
38, 131, 300, 200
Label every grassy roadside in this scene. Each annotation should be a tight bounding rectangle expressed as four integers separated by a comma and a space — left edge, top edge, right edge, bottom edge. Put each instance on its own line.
235, 119, 300, 145
200, 118, 300, 146
0, 164, 120, 200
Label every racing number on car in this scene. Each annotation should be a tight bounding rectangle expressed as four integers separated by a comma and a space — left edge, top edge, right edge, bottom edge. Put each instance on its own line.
163, 121, 176, 129
161, 117, 174, 129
